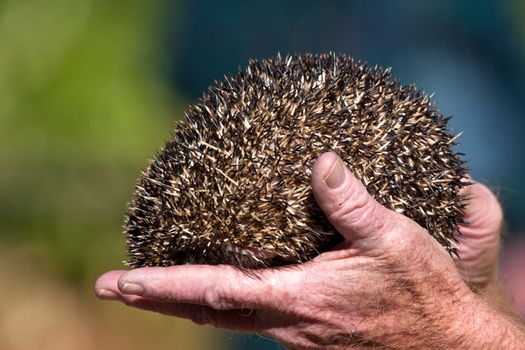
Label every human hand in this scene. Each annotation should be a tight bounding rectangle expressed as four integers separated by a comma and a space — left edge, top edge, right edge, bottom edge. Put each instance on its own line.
95, 152, 525, 349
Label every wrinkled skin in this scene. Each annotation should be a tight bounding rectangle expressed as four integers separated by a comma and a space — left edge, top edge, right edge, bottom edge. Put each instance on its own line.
96, 152, 525, 349
454, 178, 507, 303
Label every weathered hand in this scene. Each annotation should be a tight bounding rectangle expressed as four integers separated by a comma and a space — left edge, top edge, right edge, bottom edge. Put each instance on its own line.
95, 152, 525, 349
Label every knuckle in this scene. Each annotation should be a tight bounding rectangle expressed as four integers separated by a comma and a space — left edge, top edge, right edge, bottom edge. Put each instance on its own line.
376, 214, 428, 256
330, 190, 386, 232
391, 216, 420, 245
203, 285, 231, 310
330, 182, 369, 219
347, 197, 378, 228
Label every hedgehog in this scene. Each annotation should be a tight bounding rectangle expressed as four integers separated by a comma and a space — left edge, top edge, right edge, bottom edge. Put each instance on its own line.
125, 53, 467, 269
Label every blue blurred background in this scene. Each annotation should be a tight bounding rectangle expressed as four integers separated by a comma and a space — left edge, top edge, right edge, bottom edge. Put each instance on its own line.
1, 1, 524, 349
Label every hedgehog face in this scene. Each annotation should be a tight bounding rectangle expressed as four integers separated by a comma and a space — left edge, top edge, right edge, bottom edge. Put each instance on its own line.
125, 53, 466, 269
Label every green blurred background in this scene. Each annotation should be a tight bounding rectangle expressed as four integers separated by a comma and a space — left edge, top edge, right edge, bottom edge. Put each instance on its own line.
1, 1, 524, 349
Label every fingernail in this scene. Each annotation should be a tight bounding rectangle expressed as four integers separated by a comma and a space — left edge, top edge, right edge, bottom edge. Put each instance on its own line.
121, 282, 145, 295
324, 158, 346, 189
97, 289, 119, 300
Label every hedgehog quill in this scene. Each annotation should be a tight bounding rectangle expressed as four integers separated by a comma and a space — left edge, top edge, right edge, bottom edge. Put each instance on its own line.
125, 53, 467, 269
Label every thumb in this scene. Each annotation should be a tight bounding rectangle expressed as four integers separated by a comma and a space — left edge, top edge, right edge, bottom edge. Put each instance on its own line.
454, 180, 503, 287
311, 152, 396, 244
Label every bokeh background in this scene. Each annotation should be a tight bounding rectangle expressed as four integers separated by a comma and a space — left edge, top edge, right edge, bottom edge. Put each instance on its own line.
1, 0, 525, 349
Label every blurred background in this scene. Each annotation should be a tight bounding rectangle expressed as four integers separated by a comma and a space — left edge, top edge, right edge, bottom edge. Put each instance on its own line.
1, 0, 524, 349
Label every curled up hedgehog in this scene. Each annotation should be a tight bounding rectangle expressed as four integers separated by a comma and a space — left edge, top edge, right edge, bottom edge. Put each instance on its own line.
125, 53, 467, 269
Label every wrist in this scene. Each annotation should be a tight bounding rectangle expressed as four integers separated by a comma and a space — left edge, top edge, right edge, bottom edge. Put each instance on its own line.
468, 269, 519, 320
440, 288, 525, 349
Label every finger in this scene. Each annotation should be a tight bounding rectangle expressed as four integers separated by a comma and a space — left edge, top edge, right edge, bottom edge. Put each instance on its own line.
94, 270, 127, 300
116, 265, 292, 311
95, 273, 263, 330
456, 180, 502, 262
120, 296, 262, 331
459, 180, 503, 240
96, 281, 263, 331
311, 152, 397, 243
454, 180, 503, 286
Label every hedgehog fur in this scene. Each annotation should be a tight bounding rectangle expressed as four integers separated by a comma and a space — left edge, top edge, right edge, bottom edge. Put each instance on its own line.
125, 53, 467, 269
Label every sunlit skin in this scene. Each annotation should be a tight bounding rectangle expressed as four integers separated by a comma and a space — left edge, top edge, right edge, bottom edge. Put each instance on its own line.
96, 152, 525, 349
